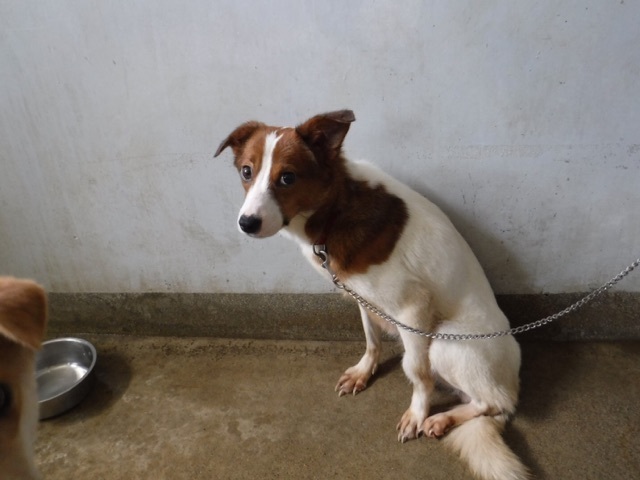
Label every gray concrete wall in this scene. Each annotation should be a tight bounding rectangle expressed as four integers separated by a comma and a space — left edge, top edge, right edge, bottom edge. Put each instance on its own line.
1, 1, 639, 295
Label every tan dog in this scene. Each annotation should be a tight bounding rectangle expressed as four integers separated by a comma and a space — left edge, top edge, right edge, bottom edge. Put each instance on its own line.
0, 276, 47, 480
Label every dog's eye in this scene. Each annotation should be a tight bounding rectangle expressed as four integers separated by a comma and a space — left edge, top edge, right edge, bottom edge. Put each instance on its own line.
0, 383, 11, 417
279, 172, 296, 186
241, 166, 252, 181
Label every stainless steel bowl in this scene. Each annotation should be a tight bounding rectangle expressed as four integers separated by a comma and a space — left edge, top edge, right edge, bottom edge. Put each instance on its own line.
36, 337, 97, 419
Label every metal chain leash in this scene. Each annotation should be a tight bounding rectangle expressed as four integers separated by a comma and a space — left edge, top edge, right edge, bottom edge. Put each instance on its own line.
313, 245, 640, 341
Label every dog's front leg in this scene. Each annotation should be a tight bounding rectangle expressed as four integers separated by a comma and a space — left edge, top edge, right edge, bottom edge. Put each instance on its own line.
335, 304, 382, 396
396, 328, 434, 443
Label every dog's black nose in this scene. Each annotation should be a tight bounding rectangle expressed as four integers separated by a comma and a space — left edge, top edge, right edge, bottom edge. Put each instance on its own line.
238, 215, 262, 234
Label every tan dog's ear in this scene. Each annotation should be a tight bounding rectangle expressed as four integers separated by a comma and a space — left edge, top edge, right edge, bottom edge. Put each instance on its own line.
0, 277, 48, 350
295, 110, 355, 159
214, 121, 265, 158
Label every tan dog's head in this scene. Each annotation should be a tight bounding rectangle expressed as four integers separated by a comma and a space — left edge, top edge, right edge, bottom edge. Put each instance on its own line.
0, 276, 47, 480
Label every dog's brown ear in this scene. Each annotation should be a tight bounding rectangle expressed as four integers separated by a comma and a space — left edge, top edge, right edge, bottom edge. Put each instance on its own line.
0, 277, 48, 350
296, 110, 355, 158
214, 121, 265, 158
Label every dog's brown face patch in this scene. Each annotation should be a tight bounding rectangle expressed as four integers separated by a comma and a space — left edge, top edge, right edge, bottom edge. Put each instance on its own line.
268, 129, 333, 223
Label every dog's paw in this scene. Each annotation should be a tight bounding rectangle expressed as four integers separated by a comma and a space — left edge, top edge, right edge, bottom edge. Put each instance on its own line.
396, 408, 425, 443
335, 365, 375, 397
421, 413, 455, 439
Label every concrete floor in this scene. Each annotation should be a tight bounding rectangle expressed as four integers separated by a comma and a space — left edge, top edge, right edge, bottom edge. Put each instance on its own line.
35, 337, 639, 480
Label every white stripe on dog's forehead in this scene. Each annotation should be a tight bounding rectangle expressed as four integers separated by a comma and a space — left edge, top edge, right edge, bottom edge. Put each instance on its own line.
255, 131, 282, 191
237, 131, 284, 235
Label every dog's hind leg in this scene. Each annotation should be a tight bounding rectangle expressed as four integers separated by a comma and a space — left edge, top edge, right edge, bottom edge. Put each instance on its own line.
335, 304, 383, 396
421, 399, 496, 438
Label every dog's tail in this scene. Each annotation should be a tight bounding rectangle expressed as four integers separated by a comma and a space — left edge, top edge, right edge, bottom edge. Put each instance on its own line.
442, 414, 529, 480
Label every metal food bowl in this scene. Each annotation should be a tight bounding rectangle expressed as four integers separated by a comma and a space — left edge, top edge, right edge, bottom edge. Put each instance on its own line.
36, 337, 97, 420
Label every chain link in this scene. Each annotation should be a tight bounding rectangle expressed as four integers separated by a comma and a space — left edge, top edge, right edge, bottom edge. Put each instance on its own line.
313, 246, 640, 341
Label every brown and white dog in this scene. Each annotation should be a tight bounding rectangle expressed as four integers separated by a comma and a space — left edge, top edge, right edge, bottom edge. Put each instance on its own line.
215, 110, 528, 479
0, 277, 47, 480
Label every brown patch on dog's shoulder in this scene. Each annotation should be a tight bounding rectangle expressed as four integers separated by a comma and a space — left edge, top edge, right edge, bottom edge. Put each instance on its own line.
308, 179, 409, 277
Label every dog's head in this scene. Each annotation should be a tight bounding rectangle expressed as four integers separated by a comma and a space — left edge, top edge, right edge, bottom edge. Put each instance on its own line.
0, 276, 48, 480
215, 110, 355, 238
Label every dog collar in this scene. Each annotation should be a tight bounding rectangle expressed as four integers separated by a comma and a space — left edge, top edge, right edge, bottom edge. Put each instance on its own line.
312, 213, 336, 270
